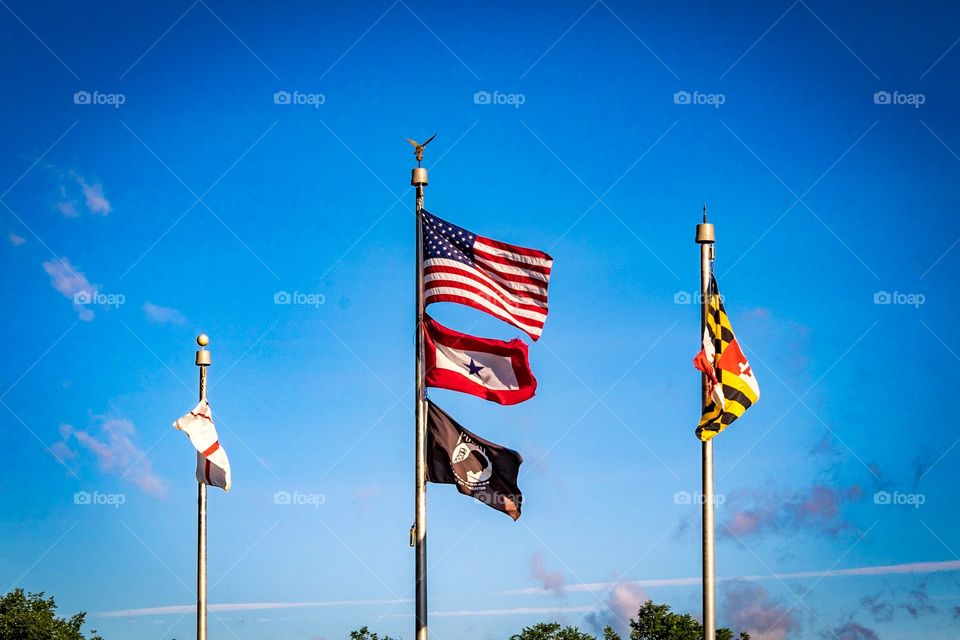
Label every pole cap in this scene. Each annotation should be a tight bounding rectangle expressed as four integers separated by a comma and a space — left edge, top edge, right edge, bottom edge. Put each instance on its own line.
696, 222, 715, 244
195, 334, 211, 366
411, 167, 428, 186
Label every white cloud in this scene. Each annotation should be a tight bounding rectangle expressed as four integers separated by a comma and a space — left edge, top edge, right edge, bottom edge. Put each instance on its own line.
585, 581, 649, 634
54, 170, 111, 216
56, 200, 78, 218
7, 231, 26, 246
531, 553, 566, 595
70, 416, 166, 497
42, 258, 96, 321
721, 582, 797, 640
501, 559, 960, 595
96, 598, 411, 618
143, 302, 187, 325
79, 178, 111, 214
430, 605, 595, 618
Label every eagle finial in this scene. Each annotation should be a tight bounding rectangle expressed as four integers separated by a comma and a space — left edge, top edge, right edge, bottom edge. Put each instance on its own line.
405, 134, 436, 165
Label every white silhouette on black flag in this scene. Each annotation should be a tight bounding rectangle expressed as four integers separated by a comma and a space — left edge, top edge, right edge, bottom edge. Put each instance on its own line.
426, 400, 523, 520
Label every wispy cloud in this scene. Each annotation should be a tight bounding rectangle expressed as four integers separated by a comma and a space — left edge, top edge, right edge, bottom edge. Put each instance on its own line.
42, 258, 96, 321
52, 168, 112, 216
8, 231, 26, 246
722, 483, 863, 539
862, 582, 942, 623
79, 177, 111, 214
500, 559, 960, 595
55, 196, 77, 218
821, 621, 879, 640
58, 417, 166, 496
721, 581, 797, 640
430, 605, 595, 618
585, 581, 649, 634
531, 553, 566, 596
143, 302, 187, 325
97, 598, 411, 618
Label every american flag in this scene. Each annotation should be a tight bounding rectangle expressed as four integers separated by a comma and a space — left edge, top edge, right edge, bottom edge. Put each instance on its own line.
421, 210, 553, 340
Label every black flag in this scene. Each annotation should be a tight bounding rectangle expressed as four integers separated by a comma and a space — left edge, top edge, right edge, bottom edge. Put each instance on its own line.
426, 400, 523, 520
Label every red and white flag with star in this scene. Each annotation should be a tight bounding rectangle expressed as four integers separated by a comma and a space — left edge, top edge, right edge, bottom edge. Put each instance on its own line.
174, 401, 232, 491
423, 314, 536, 405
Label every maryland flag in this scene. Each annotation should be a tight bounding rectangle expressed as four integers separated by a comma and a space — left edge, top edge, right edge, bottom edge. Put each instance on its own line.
693, 275, 760, 441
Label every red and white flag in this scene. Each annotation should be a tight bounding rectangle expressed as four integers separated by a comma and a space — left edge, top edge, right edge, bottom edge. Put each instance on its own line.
174, 401, 231, 491
421, 210, 553, 340
423, 314, 536, 405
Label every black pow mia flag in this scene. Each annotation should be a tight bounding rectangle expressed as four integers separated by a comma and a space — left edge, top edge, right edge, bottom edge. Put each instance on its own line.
426, 400, 523, 520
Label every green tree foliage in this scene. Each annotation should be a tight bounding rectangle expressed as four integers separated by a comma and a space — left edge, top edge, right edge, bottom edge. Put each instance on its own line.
628, 600, 750, 640
0, 589, 103, 640
503, 599, 751, 640
603, 626, 623, 640
349, 626, 397, 640
509, 622, 598, 640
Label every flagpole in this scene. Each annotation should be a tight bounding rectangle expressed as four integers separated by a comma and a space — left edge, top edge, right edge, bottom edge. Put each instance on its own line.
195, 333, 210, 640
696, 208, 716, 640
412, 159, 429, 640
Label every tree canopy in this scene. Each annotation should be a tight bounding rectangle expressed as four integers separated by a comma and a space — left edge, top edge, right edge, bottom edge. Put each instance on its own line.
348, 626, 397, 640
509, 622, 600, 640
501, 600, 751, 640
0, 589, 102, 640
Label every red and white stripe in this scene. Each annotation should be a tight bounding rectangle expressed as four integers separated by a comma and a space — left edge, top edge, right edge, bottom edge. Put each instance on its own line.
174, 401, 232, 491
424, 237, 552, 340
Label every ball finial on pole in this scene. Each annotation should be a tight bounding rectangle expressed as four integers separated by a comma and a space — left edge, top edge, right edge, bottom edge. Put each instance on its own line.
195, 334, 211, 366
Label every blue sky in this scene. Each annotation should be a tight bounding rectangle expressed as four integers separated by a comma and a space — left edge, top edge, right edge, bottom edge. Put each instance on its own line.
1, 1, 959, 639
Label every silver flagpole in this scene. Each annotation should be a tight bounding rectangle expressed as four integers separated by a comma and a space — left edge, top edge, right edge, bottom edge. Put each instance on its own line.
411, 145, 430, 640
696, 208, 716, 640
195, 333, 211, 640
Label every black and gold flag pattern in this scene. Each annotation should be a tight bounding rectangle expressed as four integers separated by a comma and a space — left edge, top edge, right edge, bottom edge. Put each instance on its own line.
693, 275, 760, 441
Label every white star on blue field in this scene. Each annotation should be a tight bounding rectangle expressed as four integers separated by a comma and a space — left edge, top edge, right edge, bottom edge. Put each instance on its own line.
1, 2, 959, 639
